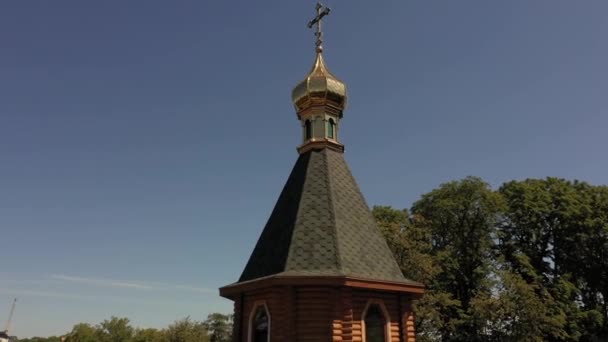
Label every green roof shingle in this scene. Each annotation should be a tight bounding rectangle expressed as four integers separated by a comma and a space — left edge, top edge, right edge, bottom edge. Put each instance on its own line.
239, 148, 412, 284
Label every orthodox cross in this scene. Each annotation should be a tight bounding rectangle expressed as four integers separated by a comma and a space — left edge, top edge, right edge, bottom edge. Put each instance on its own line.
307, 2, 331, 52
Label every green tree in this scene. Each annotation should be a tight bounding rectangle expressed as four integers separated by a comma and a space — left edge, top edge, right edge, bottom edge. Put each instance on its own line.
67, 323, 98, 342
165, 317, 209, 342
132, 328, 164, 342
96, 317, 134, 342
412, 177, 504, 341
19, 337, 61, 342
202, 313, 232, 342
372, 206, 438, 284
375, 177, 505, 341
499, 178, 608, 340
470, 269, 568, 342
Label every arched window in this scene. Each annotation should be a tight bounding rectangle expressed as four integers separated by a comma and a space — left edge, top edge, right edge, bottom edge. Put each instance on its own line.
364, 304, 387, 342
327, 118, 335, 139
305, 120, 312, 140
250, 304, 270, 342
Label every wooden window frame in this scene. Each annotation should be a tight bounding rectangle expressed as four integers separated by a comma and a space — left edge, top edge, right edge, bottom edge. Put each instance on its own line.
362, 299, 391, 342
248, 301, 271, 342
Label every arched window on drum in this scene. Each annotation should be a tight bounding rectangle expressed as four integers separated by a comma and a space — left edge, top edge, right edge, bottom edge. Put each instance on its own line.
304, 119, 312, 141
327, 118, 336, 139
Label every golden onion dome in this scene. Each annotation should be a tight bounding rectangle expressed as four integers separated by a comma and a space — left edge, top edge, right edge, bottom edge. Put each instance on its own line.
291, 52, 347, 116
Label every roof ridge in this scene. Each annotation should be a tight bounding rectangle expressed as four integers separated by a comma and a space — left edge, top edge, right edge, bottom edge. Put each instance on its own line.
284, 153, 313, 271
322, 149, 343, 274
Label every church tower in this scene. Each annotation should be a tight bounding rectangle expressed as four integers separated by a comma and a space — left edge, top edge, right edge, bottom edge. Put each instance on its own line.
220, 3, 424, 341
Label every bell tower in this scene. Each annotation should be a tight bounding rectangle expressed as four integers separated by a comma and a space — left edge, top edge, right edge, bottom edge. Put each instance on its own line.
220, 3, 424, 341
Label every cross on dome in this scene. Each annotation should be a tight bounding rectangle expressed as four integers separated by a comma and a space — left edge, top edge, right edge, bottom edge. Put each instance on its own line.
307, 2, 331, 53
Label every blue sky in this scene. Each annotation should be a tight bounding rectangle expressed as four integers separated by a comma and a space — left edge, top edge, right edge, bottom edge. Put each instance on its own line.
1, 0, 607, 337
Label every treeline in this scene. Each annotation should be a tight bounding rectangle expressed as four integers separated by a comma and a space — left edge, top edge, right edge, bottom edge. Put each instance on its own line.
373, 177, 608, 342
19, 314, 232, 342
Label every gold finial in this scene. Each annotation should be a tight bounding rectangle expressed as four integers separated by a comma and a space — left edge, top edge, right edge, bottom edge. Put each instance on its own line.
292, 1, 346, 118
307, 2, 331, 53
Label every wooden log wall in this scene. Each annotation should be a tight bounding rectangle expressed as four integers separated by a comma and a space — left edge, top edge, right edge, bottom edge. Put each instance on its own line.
236, 286, 417, 342
294, 286, 332, 341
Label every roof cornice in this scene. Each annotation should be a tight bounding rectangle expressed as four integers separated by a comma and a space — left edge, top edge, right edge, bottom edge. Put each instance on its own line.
220, 274, 425, 300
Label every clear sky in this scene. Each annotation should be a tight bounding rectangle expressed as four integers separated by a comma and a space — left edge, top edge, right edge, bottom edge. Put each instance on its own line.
1, 0, 607, 338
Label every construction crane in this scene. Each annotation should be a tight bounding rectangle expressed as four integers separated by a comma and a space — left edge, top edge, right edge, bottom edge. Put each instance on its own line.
0, 298, 16, 342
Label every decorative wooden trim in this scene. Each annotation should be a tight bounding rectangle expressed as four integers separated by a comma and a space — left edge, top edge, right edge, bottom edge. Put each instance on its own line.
220, 275, 424, 300
361, 299, 391, 342
397, 293, 404, 342
247, 301, 271, 342
343, 278, 424, 294
405, 304, 416, 342
234, 294, 244, 342
286, 286, 296, 342
331, 287, 343, 342
297, 139, 345, 154
296, 103, 343, 119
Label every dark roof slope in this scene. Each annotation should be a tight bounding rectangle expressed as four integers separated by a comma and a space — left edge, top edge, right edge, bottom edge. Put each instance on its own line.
239, 148, 411, 283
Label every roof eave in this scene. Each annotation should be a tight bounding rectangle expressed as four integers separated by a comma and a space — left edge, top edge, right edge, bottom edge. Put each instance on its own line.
219, 274, 425, 300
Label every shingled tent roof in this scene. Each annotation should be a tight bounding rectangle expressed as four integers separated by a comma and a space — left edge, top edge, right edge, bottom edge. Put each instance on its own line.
238, 148, 416, 284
